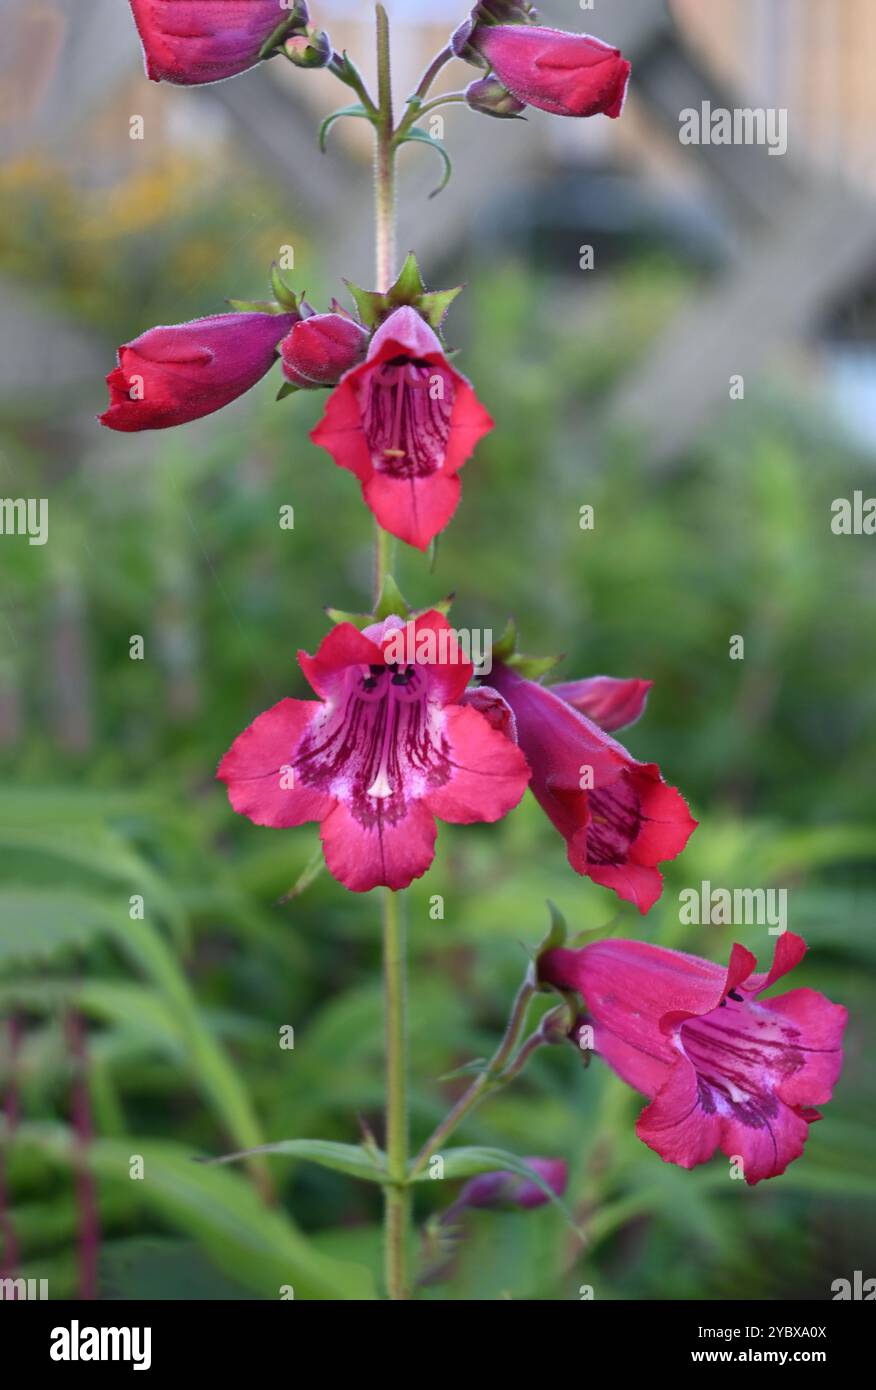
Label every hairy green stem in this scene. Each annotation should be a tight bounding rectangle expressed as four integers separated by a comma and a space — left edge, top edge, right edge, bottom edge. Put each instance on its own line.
373, 519, 396, 607
372, 3, 409, 1302
382, 888, 410, 1300
410, 976, 538, 1179
374, 4, 397, 295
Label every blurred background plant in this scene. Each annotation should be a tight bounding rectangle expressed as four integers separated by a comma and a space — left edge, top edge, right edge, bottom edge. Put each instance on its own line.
0, 0, 874, 1300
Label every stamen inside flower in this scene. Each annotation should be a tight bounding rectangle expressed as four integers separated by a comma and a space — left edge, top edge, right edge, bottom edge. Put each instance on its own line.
679, 998, 806, 1133
362, 356, 455, 480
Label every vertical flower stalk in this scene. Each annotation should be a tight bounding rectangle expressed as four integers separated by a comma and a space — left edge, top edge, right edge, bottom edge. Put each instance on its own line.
372, 3, 409, 1301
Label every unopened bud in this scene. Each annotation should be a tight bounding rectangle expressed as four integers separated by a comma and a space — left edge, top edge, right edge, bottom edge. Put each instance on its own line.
284, 28, 332, 70
465, 75, 527, 119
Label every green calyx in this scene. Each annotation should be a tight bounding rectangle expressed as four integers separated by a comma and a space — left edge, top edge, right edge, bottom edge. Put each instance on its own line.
326, 575, 454, 630
491, 619, 563, 681
258, 6, 310, 62
345, 253, 463, 333
228, 265, 306, 320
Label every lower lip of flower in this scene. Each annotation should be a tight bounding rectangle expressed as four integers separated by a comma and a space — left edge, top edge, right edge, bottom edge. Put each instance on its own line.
293, 664, 452, 824
363, 358, 455, 479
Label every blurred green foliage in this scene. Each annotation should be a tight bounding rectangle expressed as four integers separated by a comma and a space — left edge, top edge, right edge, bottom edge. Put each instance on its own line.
0, 152, 875, 1301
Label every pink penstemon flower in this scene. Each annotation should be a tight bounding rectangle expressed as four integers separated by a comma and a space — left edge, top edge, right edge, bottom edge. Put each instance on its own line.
218, 611, 530, 892
540, 933, 847, 1184
310, 306, 494, 551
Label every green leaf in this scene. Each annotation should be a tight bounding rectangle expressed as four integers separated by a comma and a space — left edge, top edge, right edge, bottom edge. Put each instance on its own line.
0, 888, 117, 967
279, 843, 326, 902
436, 1058, 489, 1083
398, 127, 453, 198
0, 890, 266, 1175
318, 103, 374, 153
0, 821, 187, 947
276, 380, 301, 401
204, 1139, 389, 1186
16, 1129, 377, 1300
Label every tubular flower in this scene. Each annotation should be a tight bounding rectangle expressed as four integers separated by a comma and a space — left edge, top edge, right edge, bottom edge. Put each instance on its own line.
127, 0, 308, 86
476, 26, 631, 119
99, 311, 295, 432
217, 612, 530, 893
490, 665, 696, 913
310, 306, 494, 551
540, 934, 847, 1184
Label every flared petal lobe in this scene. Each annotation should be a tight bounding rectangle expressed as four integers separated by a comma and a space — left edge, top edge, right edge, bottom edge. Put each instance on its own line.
541, 935, 847, 1184
550, 676, 652, 733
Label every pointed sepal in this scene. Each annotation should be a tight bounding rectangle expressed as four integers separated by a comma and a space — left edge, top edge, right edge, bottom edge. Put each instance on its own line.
258, 4, 310, 62
344, 252, 463, 334
270, 264, 304, 314
493, 618, 563, 680
373, 574, 411, 622
226, 298, 294, 316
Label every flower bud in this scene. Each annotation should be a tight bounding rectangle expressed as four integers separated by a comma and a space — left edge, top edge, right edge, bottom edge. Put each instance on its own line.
451, 1, 539, 65
284, 28, 332, 70
476, 26, 632, 120
280, 312, 369, 388
454, 1157, 568, 1213
100, 311, 297, 432
465, 76, 527, 119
